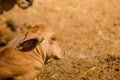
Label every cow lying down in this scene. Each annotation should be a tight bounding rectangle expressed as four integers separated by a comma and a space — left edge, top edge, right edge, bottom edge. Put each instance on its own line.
0, 24, 65, 80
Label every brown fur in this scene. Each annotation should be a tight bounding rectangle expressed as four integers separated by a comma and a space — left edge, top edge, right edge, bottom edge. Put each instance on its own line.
0, 24, 65, 80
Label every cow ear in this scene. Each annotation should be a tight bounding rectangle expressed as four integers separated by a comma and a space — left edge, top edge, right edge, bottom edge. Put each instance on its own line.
16, 26, 44, 52
17, 37, 44, 52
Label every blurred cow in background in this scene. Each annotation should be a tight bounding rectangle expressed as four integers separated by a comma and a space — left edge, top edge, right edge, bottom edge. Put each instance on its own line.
0, 17, 25, 48
0, 0, 33, 14
0, 16, 31, 49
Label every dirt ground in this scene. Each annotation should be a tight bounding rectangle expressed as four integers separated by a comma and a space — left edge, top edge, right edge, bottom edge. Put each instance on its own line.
0, 0, 120, 80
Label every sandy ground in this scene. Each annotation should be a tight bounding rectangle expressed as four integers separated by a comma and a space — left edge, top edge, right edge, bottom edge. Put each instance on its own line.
0, 0, 120, 80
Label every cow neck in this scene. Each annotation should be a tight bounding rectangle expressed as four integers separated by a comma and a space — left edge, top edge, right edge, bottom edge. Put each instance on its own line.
33, 45, 46, 66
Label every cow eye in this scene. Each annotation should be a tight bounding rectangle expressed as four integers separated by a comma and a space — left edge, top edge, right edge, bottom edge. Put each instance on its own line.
51, 37, 56, 42
26, 0, 32, 3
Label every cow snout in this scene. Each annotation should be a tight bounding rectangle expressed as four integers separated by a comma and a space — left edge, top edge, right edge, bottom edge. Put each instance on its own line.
54, 50, 65, 60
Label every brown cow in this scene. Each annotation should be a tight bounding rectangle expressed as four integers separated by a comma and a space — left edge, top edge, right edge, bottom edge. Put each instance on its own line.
0, 24, 65, 80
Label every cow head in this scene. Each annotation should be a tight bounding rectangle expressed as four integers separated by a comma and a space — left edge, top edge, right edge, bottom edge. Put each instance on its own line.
16, 24, 65, 64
